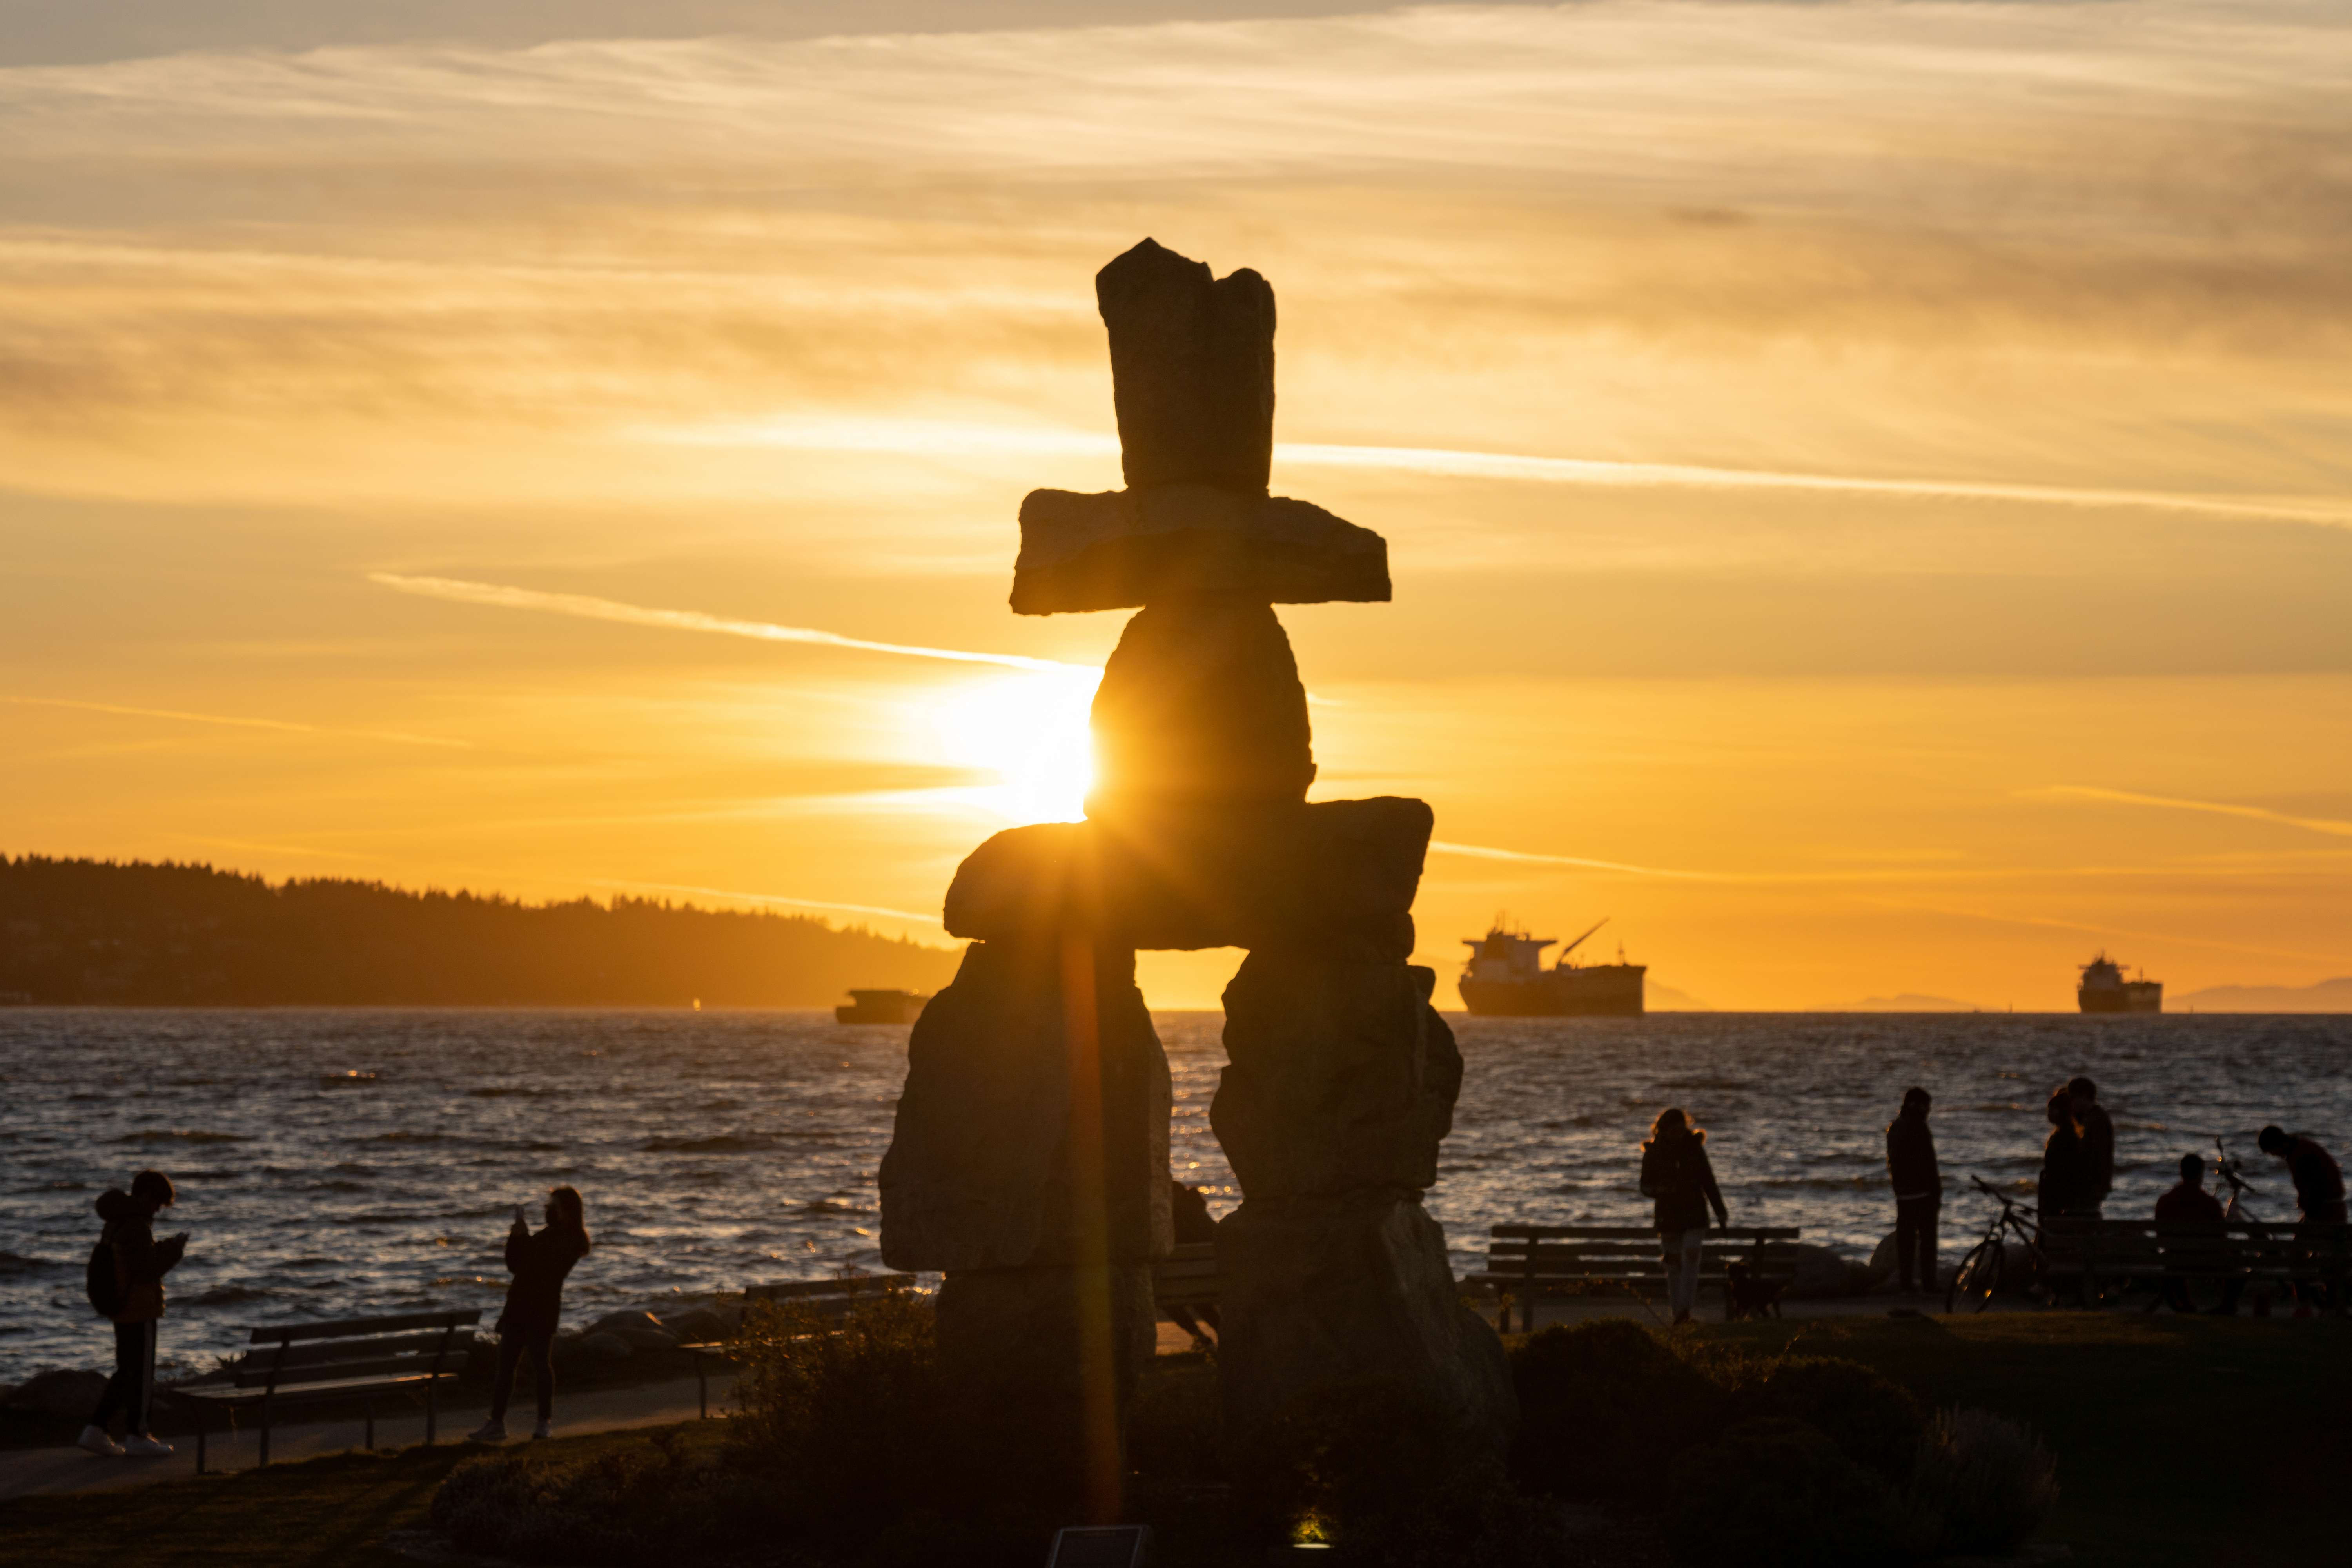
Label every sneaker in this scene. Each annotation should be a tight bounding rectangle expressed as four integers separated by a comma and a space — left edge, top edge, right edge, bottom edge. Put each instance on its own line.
467, 1420, 509, 1443
78, 1425, 125, 1457
531, 1419, 552, 1441
123, 1434, 173, 1457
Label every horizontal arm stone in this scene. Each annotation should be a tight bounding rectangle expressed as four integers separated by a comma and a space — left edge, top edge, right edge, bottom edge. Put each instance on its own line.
942, 797, 1431, 956
1011, 485, 1390, 615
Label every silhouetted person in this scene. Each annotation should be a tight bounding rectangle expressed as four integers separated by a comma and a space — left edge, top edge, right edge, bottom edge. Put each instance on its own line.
1163, 1179, 1221, 1349
1886, 1087, 1942, 1295
470, 1185, 590, 1442
2038, 1092, 2092, 1221
81, 1169, 186, 1458
2258, 1125, 2345, 1315
2154, 1152, 2236, 1315
1641, 1107, 1728, 1326
2068, 1076, 2115, 1216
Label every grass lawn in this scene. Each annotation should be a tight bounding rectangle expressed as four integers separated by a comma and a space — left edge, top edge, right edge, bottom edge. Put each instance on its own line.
1677, 1310, 2352, 1566
0, 1419, 731, 1568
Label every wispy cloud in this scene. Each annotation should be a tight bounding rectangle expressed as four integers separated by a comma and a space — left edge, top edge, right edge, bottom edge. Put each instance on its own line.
658, 417, 2352, 528
4, 694, 467, 748
1427, 839, 1705, 879
2022, 785, 2352, 839
369, 573, 1083, 672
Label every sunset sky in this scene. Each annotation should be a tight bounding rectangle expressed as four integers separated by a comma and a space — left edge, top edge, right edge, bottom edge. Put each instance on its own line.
5, 1, 2349, 1009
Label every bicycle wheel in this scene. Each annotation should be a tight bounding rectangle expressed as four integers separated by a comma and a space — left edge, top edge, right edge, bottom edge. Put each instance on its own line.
1947, 1239, 2004, 1314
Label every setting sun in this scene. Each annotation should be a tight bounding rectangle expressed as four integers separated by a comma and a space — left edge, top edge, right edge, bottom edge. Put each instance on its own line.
928, 666, 1102, 826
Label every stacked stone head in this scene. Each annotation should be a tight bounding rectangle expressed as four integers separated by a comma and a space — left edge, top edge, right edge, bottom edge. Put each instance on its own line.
878, 239, 1512, 1514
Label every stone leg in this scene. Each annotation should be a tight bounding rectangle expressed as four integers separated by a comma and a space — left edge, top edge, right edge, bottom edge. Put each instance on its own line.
1211, 948, 1515, 1465
935, 1262, 1159, 1518
1215, 1194, 1515, 1466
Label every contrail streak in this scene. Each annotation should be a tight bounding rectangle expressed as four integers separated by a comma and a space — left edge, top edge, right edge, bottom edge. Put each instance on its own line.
2022, 786, 2352, 839
4, 694, 468, 749
648, 417, 2352, 529
370, 574, 1085, 672
1276, 443, 2352, 528
1427, 840, 1704, 879
586, 877, 942, 926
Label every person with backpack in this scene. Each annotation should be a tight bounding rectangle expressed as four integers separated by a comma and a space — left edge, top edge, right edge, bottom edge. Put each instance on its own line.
79, 1169, 187, 1457
1639, 1107, 1729, 1326
469, 1185, 591, 1442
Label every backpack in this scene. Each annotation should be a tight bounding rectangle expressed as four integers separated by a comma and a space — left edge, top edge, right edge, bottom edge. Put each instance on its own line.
86, 1228, 125, 1319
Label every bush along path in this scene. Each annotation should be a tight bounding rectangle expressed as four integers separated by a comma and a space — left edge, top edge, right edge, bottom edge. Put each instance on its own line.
7, 1298, 2344, 1568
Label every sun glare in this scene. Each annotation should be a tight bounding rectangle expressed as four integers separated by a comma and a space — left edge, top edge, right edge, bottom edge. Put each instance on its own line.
930, 666, 1101, 824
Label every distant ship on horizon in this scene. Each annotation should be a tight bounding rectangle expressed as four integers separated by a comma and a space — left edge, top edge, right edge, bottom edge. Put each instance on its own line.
2077, 953, 2161, 1014
1459, 917, 1646, 1017
835, 988, 927, 1024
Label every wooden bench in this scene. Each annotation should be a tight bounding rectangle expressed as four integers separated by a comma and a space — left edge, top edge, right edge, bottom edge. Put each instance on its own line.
1153, 1242, 1219, 1313
1470, 1225, 1803, 1330
2041, 1218, 2352, 1312
677, 1274, 917, 1417
172, 1308, 481, 1472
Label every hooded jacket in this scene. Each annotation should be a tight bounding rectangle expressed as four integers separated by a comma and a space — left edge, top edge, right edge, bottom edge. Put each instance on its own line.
1886, 1110, 1941, 1203
1639, 1127, 1728, 1236
496, 1216, 589, 1337
95, 1189, 185, 1325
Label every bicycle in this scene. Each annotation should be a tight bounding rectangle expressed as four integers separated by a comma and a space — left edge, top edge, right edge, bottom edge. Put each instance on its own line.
1946, 1174, 2045, 1314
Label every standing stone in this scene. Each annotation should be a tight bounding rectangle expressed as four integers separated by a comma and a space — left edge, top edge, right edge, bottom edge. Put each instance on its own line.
881, 936, 1172, 1272
1211, 954, 1516, 1462
1096, 238, 1276, 494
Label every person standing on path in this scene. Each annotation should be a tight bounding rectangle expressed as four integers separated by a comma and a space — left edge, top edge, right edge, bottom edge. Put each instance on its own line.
2068, 1077, 2115, 1216
1886, 1087, 1942, 1295
1640, 1107, 1729, 1326
2038, 1092, 2092, 1222
79, 1169, 187, 1458
469, 1185, 590, 1443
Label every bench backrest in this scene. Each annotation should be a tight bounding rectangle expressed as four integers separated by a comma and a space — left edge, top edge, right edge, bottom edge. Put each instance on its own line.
2041, 1219, 2352, 1269
1486, 1225, 1803, 1279
1154, 1241, 1218, 1305
234, 1308, 482, 1390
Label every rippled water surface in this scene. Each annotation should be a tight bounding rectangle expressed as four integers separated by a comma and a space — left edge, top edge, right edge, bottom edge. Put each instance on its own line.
4, 1008, 2347, 1383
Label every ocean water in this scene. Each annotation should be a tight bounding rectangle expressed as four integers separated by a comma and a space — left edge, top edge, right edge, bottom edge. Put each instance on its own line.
3, 1008, 2347, 1385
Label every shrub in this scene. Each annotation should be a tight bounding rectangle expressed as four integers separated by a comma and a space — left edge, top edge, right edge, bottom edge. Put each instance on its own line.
1665, 1417, 1900, 1568
1126, 1358, 1222, 1482
1235, 1376, 1574, 1568
1746, 1355, 1925, 1484
1509, 1318, 1726, 1505
431, 1430, 741, 1566
1899, 1406, 2059, 1557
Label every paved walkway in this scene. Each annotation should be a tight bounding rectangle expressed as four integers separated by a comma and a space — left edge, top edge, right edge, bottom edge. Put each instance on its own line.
0, 1368, 742, 1501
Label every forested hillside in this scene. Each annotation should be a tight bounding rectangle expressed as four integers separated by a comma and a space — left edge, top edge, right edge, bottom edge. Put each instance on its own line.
0, 856, 960, 1006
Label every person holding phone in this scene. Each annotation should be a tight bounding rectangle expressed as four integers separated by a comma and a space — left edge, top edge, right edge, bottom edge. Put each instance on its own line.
469, 1185, 591, 1442
80, 1169, 187, 1457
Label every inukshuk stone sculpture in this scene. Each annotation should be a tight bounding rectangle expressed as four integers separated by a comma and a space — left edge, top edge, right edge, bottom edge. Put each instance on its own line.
880, 239, 1514, 1515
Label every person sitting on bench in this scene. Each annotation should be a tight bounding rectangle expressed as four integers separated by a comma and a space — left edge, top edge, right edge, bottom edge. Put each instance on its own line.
2153, 1152, 2237, 1316
1163, 1180, 1221, 1350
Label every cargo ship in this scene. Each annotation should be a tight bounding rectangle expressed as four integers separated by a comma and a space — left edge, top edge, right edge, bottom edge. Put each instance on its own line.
2077, 954, 2161, 1014
834, 989, 927, 1024
1459, 918, 1646, 1017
